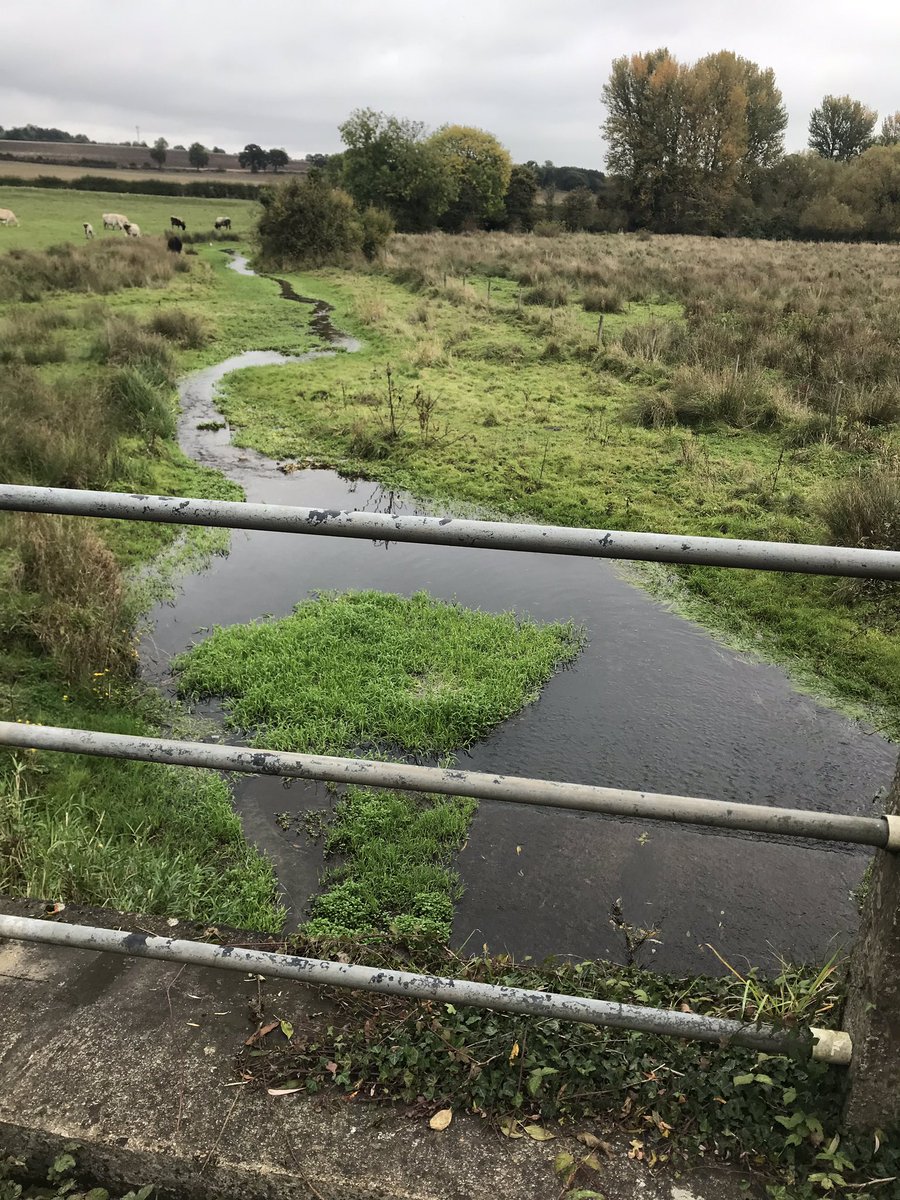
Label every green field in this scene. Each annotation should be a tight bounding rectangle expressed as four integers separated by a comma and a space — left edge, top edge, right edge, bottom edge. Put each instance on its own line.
0, 185, 260, 249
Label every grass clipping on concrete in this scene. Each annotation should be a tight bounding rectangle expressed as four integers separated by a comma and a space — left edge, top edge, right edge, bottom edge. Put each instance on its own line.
175, 589, 581, 942
175, 590, 582, 755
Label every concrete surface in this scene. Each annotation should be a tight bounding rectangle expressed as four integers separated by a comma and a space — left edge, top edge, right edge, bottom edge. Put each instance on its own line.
0, 897, 765, 1199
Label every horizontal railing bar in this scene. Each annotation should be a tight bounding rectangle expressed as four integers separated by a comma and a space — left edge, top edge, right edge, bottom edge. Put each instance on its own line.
0, 914, 850, 1063
1, 484, 898, 578
0, 722, 889, 849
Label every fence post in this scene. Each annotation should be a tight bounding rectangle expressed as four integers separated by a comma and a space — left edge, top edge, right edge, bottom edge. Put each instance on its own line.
843, 757, 900, 1127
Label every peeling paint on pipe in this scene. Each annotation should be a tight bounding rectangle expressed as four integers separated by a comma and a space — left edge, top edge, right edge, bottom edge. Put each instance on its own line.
0, 484, 898, 578
0, 914, 846, 1062
0, 722, 889, 848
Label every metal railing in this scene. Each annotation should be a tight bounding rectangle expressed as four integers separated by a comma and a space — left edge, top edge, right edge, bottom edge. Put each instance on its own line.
2, 483, 898, 1067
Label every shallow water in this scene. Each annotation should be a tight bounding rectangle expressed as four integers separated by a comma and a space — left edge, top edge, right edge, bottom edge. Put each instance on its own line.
141, 254, 898, 973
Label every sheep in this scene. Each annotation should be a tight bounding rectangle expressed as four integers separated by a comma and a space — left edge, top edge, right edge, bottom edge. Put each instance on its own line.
167, 235, 183, 254
102, 212, 129, 230
170, 215, 186, 230
83, 222, 95, 239
123, 222, 141, 238
0, 208, 19, 226
214, 216, 231, 230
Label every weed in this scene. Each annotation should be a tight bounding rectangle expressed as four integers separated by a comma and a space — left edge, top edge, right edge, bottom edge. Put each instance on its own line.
147, 306, 211, 348
821, 469, 900, 551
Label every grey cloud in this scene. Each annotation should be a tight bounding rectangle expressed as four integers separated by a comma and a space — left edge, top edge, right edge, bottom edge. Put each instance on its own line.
1, 0, 897, 165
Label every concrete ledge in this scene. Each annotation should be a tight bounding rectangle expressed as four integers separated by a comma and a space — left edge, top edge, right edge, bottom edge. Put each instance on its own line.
0, 897, 763, 1199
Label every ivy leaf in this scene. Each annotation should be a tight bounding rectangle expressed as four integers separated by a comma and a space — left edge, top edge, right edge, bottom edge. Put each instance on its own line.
733, 1074, 755, 1086
279, 1019, 294, 1041
499, 1116, 524, 1139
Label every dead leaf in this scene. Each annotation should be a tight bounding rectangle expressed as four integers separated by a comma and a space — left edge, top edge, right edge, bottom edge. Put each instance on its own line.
166, 917, 179, 927
499, 1117, 524, 1139
582, 1152, 604, 1172
429, 1108, 453, 1131
45, 902, 65, 915
326, 1061, 338, 1075
280, 1019, 294, 1041
516, 845, 522, 855
244, 1020, 279, 1047
576, 1132, 601, 1148
509, 1040, 520, 1064
523, 1124, 556, 1141
267, 1084, 303, 1096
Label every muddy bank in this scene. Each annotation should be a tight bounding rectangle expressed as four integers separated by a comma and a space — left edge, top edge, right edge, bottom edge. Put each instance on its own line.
142, 253, 898, 973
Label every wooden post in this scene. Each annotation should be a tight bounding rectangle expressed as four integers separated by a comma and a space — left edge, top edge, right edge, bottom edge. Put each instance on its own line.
843, 756, 900, 1128
596, 316, 604, 348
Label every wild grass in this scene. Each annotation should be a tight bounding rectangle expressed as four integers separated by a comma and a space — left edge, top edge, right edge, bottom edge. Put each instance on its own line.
175, 590, 582, 754
821, 468, 900, 550
303, 787, 476, 942
147, 306, 211, 348
0, 239, 175, 302
0, 754, 282, 928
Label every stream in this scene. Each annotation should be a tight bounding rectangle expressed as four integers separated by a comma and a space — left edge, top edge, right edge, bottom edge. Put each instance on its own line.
141, 254, 898, 974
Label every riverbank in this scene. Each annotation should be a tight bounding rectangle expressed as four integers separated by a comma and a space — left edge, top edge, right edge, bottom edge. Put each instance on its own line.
212, 234, 900, 739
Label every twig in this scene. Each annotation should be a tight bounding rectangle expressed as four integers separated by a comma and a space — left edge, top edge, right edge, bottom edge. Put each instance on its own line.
199, 1089, 242, 1174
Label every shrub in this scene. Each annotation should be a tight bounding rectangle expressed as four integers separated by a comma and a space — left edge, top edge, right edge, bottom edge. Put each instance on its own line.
618, 318, 682, 362
629, 392, 676, 428
360, 205, 395, 261
257, 175, 390, 268
667, 365, 789, 430
821, 470, 900, 551
533, 220, 564, 237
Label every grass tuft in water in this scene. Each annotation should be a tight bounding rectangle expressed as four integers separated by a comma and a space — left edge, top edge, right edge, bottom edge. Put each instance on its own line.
174, 590, 582, 755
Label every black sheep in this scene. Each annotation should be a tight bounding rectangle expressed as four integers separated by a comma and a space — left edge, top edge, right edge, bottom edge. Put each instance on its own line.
167, 235, 183, 254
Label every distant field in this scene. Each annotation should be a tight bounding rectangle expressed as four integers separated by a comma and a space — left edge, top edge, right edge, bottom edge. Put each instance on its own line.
0, 159, 272, 186
0, 185, 260, 249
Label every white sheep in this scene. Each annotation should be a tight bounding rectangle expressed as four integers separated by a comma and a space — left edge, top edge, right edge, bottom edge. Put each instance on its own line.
83, 222, 95, 239
0, 208, 19, 226
123, 222, 141, 238
102, 212, 129, 230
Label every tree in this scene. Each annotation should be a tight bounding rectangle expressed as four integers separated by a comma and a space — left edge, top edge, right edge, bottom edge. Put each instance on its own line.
268, 148, 289, 172
808, 95, 877, 161
239, 143, 269, 173
256, 175, 392, 267
561, 186, 596, 231
879, 112, 900, 146
188, 142, 209, 170
602, 48, 786, 230
339, 108, 455, 231
212, 146, 225, 153
149, 137, 168, 169
838, 145, 900, 237
428, 125, 512, 230
504, 164, 538, 230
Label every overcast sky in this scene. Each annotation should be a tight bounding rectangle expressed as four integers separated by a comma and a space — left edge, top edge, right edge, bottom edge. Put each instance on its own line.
1, 1, 897, 165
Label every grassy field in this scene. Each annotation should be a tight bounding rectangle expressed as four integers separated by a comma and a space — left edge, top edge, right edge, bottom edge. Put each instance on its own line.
0, 194, 287, 927
0, 184, 260, 249
211, 232, 900, 735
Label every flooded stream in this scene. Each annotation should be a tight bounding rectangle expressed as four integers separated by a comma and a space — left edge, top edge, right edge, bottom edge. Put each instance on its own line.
142, 254, 898, 974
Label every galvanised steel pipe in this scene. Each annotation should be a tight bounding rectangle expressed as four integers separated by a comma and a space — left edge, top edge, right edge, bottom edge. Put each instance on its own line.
0, 914, 850, 1063
1, 484, 898, 578
0, 722, 891, 849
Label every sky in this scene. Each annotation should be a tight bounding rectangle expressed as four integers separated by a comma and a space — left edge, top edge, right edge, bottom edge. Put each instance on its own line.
1, 1, 898, 166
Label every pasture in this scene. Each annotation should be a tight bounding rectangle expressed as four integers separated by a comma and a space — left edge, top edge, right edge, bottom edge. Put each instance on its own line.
0, 184, 260, 250
0, 158, 269, 186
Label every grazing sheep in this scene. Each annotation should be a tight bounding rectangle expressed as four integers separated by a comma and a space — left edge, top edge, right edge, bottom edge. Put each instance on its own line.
83, 222, 95, 239
123, 222, 141, 238
102, 212, 129, 230
170, 215, 186, 230
214, 216, 231, 230
0, 208, 19, 226
167, 235, 183, 254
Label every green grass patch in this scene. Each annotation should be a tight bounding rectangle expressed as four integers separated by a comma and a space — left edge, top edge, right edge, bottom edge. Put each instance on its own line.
175, 590, 582, 754
303, 787, 476, 942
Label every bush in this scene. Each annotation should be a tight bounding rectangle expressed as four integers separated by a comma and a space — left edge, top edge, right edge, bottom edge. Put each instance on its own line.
668, 365, 790, 430
257, 175, 391, 268
629, 392, 676, 428
821, 470, 900, 550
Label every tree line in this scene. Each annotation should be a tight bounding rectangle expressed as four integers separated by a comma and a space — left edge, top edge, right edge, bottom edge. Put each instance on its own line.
600, 49, 900, 239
